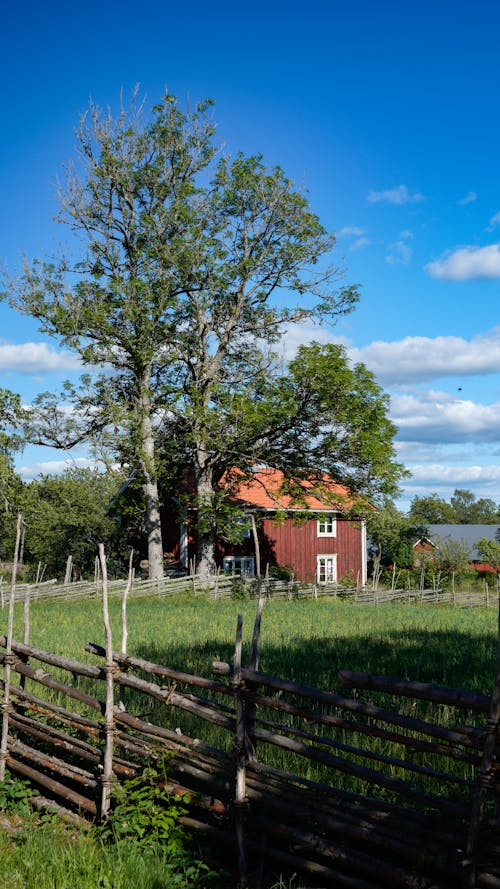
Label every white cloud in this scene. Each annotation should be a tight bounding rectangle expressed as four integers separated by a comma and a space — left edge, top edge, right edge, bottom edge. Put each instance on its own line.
351, 237, 371, 250
407, 464, 500, 484
338, 226, 365, 237
458, 191, 477, 206
487, 212, 500, 231
280, 322, 349, 362
386, 229, 414, 265
425, 244, 500, 280
390, 390, 500, 444
0, 342, 81, 374
18, 457, 96, 480
367, 185, 425, 205
350, 328, 500, 384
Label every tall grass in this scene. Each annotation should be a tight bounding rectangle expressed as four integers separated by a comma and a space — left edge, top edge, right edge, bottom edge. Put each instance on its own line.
9, 594, 496, 694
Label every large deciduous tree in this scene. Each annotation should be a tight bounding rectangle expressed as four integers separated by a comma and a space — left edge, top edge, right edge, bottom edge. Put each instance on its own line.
5, 91, 403, 577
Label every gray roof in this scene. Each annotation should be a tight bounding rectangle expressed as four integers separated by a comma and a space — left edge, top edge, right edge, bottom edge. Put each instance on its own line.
425, 524, 500, 561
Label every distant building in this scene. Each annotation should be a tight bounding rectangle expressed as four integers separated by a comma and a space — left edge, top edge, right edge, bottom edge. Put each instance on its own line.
413, 524, 500, 571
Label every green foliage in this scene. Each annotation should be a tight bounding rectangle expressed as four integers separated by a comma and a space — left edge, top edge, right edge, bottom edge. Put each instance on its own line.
0, 771, 33, 818
409, 489, 500, 525
19, 467, 130, 579
100, 755, 189, 853
432, 536, 470, 574
475, 537, 500, 570
0, 822, 221, 889
367, 501, 424, 569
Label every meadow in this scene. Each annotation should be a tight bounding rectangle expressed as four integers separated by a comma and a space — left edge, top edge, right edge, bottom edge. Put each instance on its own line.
11, 593, 497, 695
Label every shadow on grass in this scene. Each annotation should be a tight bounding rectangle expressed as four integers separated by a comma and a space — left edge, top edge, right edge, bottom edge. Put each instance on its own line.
133, 626, 497, 697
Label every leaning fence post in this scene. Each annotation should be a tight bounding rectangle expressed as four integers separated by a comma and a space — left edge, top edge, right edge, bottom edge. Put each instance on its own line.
0, 512, 23, 781
463, 593, 500, 886
233, 613, 248, 887
98, 543, 116, 820
119, 549, 134, 712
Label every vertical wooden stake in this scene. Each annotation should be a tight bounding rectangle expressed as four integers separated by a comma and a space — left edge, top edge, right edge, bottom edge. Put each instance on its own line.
98, 543, 115, 820
464, 594, 500, 885
250, 513, 261, 582
0, 512, 22, 781
95, 555, 101, 598
233, 613, 247, 887
20, 581, 31, 692
119, 549, 134, 711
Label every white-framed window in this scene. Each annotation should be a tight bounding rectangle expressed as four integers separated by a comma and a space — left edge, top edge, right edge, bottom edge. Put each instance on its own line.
317, 514, 337, 537
317, 554, 337, 584
223, 556, 255, 578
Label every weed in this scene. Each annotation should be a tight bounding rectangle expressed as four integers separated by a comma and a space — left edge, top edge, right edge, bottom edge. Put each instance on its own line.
99, 754, 188, 853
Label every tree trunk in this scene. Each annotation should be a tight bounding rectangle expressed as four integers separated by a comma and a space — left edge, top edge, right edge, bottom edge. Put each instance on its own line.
195, 466, 217, 578
143, 476, 164, 580
138, 371, 164, 580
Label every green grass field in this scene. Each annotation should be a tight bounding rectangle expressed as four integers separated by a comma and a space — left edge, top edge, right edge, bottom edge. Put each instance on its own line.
12, 594, 498, 695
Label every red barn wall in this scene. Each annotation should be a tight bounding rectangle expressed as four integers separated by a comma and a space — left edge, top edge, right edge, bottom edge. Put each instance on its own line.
257, 516, 363, 582
218, 515, 364, 583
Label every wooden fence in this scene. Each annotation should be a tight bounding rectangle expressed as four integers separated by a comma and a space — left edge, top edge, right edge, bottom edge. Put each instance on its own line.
2, 571, 498, 609
0, 600, 499, 887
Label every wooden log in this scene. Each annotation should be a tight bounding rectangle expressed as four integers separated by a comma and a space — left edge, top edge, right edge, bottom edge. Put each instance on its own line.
339, 670, 491, 713
119, 549, 134, 711
247, 758, 466, 834
464, 598, 500, 884
213, 662, 484, 749
110, 669, 235, 731
244, 778, 464, 870
9, 711, 101, 756
249, 723, 469, 816
7, 755, 97, 815
86, 641, 232, 696
244, 687, 482, 766
233, 613, 248, 887
251, 709, 473, 788
178, 815, 372, 888
98, 542, 115, 821
0, 656, 104, 713
9, 713, 136, 779
9, 738, 97, 788
0, 637, 105, 681
30, 795, 91, 828
7, 684, 102, 736
0, 512, 22, 781
254, 813, 459, 889
114, 709, 231, 762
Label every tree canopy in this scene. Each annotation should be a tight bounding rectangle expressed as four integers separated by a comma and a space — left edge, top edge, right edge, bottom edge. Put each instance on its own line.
5, 91, 405, 576
409, 489, 500, 525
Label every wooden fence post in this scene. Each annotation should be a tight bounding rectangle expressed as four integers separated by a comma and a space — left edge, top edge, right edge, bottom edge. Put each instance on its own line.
98, 543, 116, 820
119, 549, 134, 712
0, 513, 23, 781
233, 613, 248, 887
463, 594, 500, 886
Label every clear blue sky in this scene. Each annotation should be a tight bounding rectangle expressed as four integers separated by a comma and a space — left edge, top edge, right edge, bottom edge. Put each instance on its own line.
1, 0, 499, 510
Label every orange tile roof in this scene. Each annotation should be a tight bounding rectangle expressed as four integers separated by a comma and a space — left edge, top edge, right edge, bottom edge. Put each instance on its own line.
227, 468, 354, 511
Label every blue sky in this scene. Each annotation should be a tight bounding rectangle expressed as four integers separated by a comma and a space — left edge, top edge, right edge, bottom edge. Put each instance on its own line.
1, 1, 499, 510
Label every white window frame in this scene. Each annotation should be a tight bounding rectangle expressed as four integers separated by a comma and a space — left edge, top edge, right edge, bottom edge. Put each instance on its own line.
317, 513, 337, 537
317, 554, 337, 584
223, 556, 255, 578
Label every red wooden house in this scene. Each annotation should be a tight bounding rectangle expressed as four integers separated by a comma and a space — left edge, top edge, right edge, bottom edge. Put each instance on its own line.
162, 468, 367, 585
